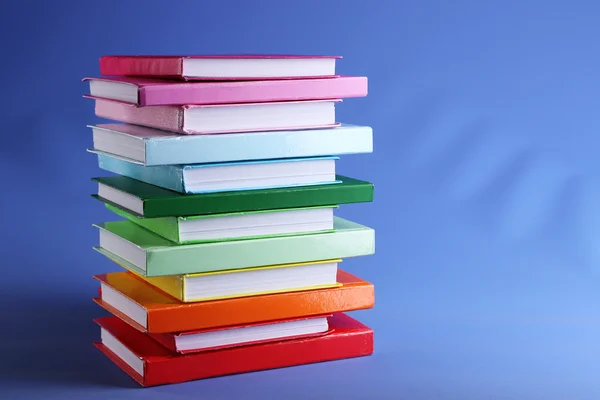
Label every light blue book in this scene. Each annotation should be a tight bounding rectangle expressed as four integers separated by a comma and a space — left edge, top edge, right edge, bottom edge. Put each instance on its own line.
87, 123, 372, 166
97, 154, 341, 194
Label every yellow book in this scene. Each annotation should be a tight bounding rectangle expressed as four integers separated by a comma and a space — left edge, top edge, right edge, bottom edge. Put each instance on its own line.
135, 259, 343, 303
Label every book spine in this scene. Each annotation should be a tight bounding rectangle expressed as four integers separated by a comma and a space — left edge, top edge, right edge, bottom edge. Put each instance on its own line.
100, 56, 183, 78
136, 274, 184, 301
95, 100, 184, 133
146, 332, 177, 353
106, 204, 181, 243
97, 155, 185, 193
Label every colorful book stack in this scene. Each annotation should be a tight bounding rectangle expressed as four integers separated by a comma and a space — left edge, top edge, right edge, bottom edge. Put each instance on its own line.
85, 55, 375, 387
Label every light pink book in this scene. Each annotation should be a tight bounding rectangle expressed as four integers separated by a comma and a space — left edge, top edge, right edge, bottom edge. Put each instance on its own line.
99, 54, 341, 81
82, 76, 367, 106
94, 99, 341, 134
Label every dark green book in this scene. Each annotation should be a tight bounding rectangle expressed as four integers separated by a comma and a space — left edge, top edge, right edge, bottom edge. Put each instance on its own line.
93, 175, 374, 218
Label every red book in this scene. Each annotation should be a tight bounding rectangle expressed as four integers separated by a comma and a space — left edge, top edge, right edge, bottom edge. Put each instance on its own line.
95, 313, 373, 387
99, 54, 341, 81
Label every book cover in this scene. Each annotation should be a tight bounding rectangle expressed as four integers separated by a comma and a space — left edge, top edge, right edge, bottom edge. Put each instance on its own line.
95, 313, 373, 387
136, 258, 342, 302
88, 122, 373, 166
105, 203, 337, 244
99, 54, 341, 81
93, 99, 340, 134
96, 154, 340, 194
93, 175, 373, 218
93, 270, 374, 333
92, 217, 375, 276
82, 76, 368, 106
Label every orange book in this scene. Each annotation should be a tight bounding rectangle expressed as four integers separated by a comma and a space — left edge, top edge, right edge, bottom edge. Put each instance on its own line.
94, 270, 374, 333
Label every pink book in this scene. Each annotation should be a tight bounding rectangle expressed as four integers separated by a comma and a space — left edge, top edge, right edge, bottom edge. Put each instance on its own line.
99, 54, 341, 81
82, 76, 367, 107
94, 99, 341, 134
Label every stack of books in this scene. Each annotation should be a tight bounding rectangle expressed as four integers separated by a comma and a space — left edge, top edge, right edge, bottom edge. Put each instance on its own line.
85, 55, 375, 387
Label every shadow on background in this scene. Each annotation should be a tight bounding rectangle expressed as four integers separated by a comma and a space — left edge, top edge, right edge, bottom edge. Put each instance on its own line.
0, 296, 137, 389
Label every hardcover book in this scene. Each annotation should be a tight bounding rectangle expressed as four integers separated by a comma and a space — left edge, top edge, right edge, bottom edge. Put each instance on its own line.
99, 55, 340, 80
95, 313, 373, 387
148, 315, 332, 354
88, 123, 373, 166
96, 154, 340, 194
92, 175, 374, 218
83, 76, 368, 106
94, 99, 339, 134
93, 217, 375, 276
94, 270, 374, 333
106, 203, 336, 244
137, 259, 342, 302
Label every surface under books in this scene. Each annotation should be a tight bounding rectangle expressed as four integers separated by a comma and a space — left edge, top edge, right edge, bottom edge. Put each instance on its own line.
97, 154, 339, 194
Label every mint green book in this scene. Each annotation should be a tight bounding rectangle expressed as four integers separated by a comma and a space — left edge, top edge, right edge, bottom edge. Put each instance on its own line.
93, 217, 375, 277
105, 203, 337, 244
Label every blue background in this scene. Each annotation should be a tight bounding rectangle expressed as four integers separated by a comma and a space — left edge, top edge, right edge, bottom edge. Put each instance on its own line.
2, 1, 600, 398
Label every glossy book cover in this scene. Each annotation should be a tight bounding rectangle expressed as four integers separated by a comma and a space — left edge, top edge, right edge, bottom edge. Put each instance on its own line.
83, 76, 368, 106
92, 174, 374, 218
88, 122, 373, 166
93, 270, 374, 333
95, 313, 374, 387
92, 217, 375, 276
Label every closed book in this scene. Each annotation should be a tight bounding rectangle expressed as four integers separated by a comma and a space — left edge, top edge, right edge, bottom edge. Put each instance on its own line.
88, 122, 372, 166
148, 315, 331, 354
99, 54, 340, 81
92, 175, 373, 218
95, 313, 373, 387
82, 76, 368, 106
93, 217, 375, 276
105, 203, 336, 244
96, 154, 340, 194
93, 99, 339, 134
94, 270, 374, 333
138, 259, 342, 302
